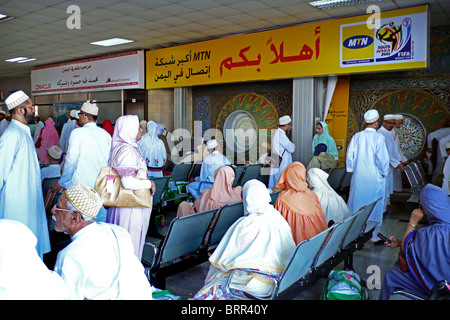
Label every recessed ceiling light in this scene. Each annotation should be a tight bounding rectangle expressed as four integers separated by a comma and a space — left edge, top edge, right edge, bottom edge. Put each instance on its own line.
90, 38, 134, 47
309, 0, 382, 10
17, 58, 37, 63
5, 57, 28, 62
0, 13, 14, 22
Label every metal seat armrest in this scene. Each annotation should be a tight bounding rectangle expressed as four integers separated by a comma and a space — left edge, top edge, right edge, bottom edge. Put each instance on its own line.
144, 241, 159, 268
224, 268, 279, 300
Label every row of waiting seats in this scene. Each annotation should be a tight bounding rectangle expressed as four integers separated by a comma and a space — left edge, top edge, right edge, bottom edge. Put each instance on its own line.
142, 192, 378, 296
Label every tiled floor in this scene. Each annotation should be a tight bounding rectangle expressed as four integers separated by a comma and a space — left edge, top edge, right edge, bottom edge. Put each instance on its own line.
147, 191, 418, 300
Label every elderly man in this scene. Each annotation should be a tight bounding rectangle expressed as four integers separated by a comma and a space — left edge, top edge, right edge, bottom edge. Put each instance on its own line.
59, 109, 80, 154
0, 90, 51, 259
51, 102, 111, 221
378, 114, 404, 214
392, 114, 409, 192
52, 183, 153, 300
268, 115, 295, 188
186, 139, 230, 199
346, 109, 390, 244
41, 145, 63, 183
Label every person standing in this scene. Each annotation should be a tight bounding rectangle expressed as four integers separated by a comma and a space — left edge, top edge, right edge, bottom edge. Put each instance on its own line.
0, 90, 51, 259
50, 102, 111, 221
392, 114, 409, 192
268, 115, 295, 188
346, 109, 390, 244
59, 110, 79, 154
37, 118, 60, 164
0, 110, 9, 137
378, 114, 404, 214
138, 120, 167, 178
106, 115, 156, 260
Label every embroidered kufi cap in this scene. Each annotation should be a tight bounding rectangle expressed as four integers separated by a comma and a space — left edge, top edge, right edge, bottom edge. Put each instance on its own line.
384, 114, 395, 120
206, 139, 218, 149
48, 145, 62, 160
65, 183, 102, 219
364, 109, 379, 123
5, 90, 29, 110
394, 114, 404, 120
279, 115, 292, 125
80, 102, 98, 116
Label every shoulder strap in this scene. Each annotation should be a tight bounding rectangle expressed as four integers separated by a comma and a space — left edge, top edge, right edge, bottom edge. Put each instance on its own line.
111, 145, 128, 168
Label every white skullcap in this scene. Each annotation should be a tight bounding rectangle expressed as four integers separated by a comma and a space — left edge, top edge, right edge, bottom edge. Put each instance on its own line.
48, 145, 62, 160
206, 139, 218, 149
0, 110, 6, 115
70, 110, 80, 119
394, 114, 404, 120
446, 141, 450, 149
80, 102, 98, 116
279, 115, 292, 126
5, 90, 29, 110
65, 183, 102, 219
384, 114, 395, 120
364, 109, 379, 123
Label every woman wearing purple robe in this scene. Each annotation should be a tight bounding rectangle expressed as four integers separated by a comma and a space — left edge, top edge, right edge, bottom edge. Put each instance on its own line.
106, 115, 155, 260
380, 184, 450, 299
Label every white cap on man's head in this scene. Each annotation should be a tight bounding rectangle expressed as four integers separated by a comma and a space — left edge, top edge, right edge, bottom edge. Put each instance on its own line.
64, 183, 102, 219
279, 115, 292, 125
364, 109, 379, 123
80, 102, 98, 116
70, 110, 80, 119
384, 114, 395, 120
206, 139, 218, 149
48, 145, 63, 160
0, 110, 6, 115
446, 141, 450, 149
5, 90, 29, 110
394, 114, 404, 120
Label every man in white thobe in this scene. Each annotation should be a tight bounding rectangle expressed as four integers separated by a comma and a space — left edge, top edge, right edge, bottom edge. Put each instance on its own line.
0, 90, 51, 259
378, 114, 404, 213
59, 109, 80, 154
442, 141, 450, 195
391, 114, 409, 192
40, 146, 63, 183
186, 139, 230, 199
346, 109, 389, 244
51, 102, 111, 222
427, 123, 450, 181
52, 183, 152, 300
268, 115, 295, 188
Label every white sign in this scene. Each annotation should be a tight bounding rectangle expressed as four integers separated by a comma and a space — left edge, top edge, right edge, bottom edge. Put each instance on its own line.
31, 50, 144, 95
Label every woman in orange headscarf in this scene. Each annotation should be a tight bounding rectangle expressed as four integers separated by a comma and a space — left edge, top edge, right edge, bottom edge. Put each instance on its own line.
177, 165, 242, 217
273, 161, 327, 245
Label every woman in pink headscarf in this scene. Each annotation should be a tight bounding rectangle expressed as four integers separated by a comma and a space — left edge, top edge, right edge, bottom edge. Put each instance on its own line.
38, 118, 60, 164
106, 115, 156, 260
177, 165, 242, 217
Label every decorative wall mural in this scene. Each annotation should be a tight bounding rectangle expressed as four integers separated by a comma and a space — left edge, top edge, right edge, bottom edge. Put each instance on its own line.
396, 114, 426, 159
216, 93, 279, 154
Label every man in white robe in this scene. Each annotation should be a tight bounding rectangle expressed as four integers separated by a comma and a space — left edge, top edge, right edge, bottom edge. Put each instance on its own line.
51, 102, 111, 222
0, 90, 51, 259
346, 109, 390, 243
40, 146, 62, 183
427, 123, 450, 181
378, 114, 404, 213
59, 110, 79, 154
392, 114, 408, 192
268, 115, 295, 188
52, 183, 152, 300
442, 142, 450, 195
186, 139, 230, 199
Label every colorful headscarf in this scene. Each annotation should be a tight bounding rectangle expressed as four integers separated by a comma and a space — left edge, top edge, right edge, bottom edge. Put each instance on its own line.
312, 121, 339, 159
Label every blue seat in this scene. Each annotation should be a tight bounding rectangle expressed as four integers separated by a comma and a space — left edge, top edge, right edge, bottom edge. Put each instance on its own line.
232, 166, 245, 187
42, 177, 60, 195
270, 191, 280, 204
170, 162, 193, 182
342, 200, 377, 249
327, 167, 346, 191
151, 176, 169, 208
207, 201, 245, 247
238, 164, 262, 186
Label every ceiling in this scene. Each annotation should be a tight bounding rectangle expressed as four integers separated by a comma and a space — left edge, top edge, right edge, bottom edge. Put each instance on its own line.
0, 0, 449, 82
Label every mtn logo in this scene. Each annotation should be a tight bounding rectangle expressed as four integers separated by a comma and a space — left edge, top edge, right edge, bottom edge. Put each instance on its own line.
343, 35, 374, 49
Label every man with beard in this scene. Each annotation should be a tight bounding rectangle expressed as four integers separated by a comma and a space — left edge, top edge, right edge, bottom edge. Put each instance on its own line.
0, 90, 50, 259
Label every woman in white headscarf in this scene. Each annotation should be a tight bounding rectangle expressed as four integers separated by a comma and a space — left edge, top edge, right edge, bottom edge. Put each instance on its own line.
138, 120, 167, 178
306, 167, 352, 225
106, 115, 155, 260
194, 179, 295, 300
0, 219, 68, 300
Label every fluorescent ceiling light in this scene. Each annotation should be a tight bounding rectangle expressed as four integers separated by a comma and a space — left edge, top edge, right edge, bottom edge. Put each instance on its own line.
309, 0, 382, 10
5, 57, 28, 62
17, 58, 37, 63
90, 38, 134, 47
0, 14, 7, 19
0, 13, 14, 22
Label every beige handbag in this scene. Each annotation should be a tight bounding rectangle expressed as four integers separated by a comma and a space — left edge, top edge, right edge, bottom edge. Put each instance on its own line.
94, 146, 152, 208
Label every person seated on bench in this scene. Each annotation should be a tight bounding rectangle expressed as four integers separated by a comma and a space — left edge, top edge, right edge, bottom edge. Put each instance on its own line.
306, 143, 337, 172
379, 184, 450, 300
273, 162, 328, 245
306, 167, 351, 227
177, 165, 242, 217
40, 145, 63, 183
186, 139, 230, 200
193, 179, 295, 300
